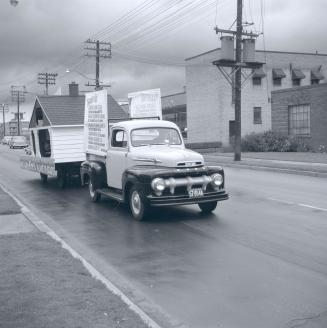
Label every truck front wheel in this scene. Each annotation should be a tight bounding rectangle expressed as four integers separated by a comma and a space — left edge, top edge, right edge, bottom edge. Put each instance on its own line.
89, 179, 101, 202
129, 186, 148, 221
198, 201, 217, 213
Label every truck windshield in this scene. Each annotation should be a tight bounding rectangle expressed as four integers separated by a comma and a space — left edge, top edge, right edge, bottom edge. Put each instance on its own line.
131, 127, 182, 147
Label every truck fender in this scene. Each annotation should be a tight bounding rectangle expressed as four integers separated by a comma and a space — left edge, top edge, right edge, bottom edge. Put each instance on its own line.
122, 172, 141, 202
80, 161, 106, 189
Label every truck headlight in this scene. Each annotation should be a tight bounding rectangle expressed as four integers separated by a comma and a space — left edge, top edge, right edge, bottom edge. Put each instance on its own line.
211, 173, 223, 187
151, 178, 165, 191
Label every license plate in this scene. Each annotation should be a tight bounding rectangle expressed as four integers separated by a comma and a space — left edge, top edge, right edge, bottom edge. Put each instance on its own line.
188, 188, 204, 198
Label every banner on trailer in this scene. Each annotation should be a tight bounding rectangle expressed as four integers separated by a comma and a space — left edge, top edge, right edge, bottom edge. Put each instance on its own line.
20, 156, 56, 176
84, 89, 108, 156
128, 88, 162, 119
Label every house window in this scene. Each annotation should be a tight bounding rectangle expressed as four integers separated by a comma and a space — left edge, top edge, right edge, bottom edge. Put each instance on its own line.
311, 79, 320, 85
31, 131, 36, 155
253, 107, 262, 124
252, 77, 262, 86
288, 104, 310, 136
38, 129, 51, 157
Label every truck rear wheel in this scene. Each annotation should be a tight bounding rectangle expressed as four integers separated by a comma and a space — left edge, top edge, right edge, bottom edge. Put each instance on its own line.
198, 201, 217, 213
40, 173, 48, 184
89, 179, 101, 202
129, 186, 148, 221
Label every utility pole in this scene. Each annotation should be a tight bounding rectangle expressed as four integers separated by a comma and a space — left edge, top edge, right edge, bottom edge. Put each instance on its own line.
234, 0, 243, 161
38, 73, 57, 95
213, 0, 262, 161
84, 39, 111, 90
11, 86, 26, 136
1, 104, 9, 137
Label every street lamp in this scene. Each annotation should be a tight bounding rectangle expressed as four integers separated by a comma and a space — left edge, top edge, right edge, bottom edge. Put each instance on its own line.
65, 68, 94, 81
66, 68, 110, 90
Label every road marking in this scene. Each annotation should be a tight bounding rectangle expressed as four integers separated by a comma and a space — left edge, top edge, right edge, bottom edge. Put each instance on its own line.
0, 181, 163, 328
267, 197, 327, 212
298, 204, 327, 212
267, 197, 294, 205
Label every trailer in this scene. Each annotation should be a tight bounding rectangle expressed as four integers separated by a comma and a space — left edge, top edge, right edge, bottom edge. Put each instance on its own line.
20, 93, 127, 187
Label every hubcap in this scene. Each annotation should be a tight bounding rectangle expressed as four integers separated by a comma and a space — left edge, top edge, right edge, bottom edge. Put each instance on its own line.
131, 190, 141, 216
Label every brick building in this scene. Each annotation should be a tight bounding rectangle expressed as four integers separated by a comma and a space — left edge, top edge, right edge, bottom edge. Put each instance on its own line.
161, 92, 187, 136
185, 49, 327, 147
271, 83, 327, 151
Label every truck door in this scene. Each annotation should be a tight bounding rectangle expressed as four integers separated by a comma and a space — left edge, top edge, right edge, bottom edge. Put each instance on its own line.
106, 129, 128, 189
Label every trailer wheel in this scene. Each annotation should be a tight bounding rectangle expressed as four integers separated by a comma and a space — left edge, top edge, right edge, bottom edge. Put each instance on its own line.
89, 179, 101, 202
129, 186, 148, 221
40, 173, 48, 184
57, 170, 66, 189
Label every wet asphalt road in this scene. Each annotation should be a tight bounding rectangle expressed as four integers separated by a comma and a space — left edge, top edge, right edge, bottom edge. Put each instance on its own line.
1, 145, 327, 328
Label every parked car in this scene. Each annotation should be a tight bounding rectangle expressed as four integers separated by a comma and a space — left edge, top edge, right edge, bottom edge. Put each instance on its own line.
1, 136, 12, 145
9, 136, 28, 149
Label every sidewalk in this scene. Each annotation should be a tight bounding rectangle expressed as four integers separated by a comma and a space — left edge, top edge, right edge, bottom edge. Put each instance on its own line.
0, 186, 151, 328
204, 152, 327, 178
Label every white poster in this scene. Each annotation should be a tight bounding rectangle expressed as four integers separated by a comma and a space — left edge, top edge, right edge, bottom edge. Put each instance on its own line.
84, 89, 108, 156
128, 88, 162, 119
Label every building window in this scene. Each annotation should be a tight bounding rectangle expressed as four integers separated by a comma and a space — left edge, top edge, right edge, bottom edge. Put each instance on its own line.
292, 69, 305, 87
311, 69, 324, 85
288, 104, 310, 136
252, 77, 262, 86
272, 68, 286, 87
253, 107, 262, 124
273, 77, 282, 86
292, 79, 301, 87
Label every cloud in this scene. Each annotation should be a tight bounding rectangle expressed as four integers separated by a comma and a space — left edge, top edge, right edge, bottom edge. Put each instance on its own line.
0, 0, 327, 104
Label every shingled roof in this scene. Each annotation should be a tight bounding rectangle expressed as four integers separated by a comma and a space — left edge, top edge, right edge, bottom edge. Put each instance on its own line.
30, 94, 127, 128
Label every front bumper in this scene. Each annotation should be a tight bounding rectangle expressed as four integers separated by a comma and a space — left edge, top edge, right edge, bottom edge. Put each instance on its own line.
146, 190, 229, 207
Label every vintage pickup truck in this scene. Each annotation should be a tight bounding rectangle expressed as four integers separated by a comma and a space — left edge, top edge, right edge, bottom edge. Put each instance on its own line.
81, 119, 228, 220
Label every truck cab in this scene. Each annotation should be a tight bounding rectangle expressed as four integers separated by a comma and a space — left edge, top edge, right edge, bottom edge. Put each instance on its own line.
81, 119, 228, 220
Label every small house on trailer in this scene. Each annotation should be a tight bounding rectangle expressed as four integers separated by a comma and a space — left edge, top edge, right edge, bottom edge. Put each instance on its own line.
21, 93, 127, 187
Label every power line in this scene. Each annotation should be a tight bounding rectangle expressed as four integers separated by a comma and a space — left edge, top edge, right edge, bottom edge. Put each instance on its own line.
100, 0, 182, 44
92, 0, 161, 40
116, 0, 217, 53
112, 0, 214, 48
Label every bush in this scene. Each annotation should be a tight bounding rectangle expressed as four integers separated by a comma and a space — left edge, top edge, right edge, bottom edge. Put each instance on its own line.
241, 131, 312, 152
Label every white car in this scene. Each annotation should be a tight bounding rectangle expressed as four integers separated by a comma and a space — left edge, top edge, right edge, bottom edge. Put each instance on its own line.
9, 136, 28, 149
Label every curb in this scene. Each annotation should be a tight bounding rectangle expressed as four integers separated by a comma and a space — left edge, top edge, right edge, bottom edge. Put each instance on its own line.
206, 161, 327, 178
0, 181, 164, 328
204, 157, 327, 178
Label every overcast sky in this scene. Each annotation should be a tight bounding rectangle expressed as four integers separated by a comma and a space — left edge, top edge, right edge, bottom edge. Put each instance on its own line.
1, 0, 327, 120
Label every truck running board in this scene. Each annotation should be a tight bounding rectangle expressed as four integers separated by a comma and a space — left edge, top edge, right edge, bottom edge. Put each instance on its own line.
97, 188, 124, 202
